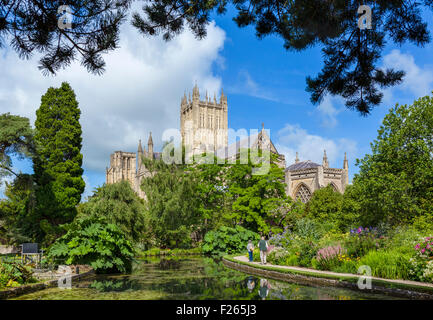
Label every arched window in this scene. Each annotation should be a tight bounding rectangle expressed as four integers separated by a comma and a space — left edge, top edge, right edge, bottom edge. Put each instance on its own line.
330, 182, 339, 192
295, 183, 312, 203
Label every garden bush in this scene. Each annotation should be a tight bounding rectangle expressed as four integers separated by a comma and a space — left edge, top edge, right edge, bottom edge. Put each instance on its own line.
47, 217, 134, 273
202, 225, 260, 255
0, 257, 36, 289
408, 236, 433, 282
344, 226, 386, 257
358, 249, 412, 280
315, 244, 346, 271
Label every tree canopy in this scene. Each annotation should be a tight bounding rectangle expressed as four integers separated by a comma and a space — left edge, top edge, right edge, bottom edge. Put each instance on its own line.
33, 82, 85, 243
77, 181, 147, 243
2, 1, 432, 114
0, 113, 34, 182
352, 93, 433, 226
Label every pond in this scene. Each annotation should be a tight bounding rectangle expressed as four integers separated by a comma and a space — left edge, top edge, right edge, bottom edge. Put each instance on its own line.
13, 256, 402, 300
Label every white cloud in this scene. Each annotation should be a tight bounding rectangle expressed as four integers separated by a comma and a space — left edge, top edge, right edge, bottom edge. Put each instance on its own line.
228, 70, 279, 102
0, 20, 226, 173
275, 124, 357, 168
382, 50, 433, 102
315, 96, 343, 128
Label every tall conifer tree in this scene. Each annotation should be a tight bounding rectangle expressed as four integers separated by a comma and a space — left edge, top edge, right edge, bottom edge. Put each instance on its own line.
33, 82, 85, 243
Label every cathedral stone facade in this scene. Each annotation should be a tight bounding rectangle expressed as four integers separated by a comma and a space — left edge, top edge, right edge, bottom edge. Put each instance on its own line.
181, 84, 228, 158
285, 151, 349, 203
106, 84, 349, 201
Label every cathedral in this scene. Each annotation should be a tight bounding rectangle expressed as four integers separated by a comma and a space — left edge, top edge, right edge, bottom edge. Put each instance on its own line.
106, 84, 349, 202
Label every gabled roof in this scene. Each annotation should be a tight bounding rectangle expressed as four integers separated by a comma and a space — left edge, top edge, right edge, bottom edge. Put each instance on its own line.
286, 160, 320, 171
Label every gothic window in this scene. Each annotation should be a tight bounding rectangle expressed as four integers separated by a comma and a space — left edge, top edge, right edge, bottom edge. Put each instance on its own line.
200, 113, 204, 128
295, 183, 312, 203
330, 182, 338, 192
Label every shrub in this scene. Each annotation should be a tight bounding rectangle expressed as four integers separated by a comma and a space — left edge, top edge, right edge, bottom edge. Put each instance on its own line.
77, 181, 147, 243
344, 226, 386, 257
202, 225, 260, 255
315, 244, 346, 270
47, 217, 134, 273
358, 249, 412, 280
414, 236, 433, 259
0, 258, 36, 289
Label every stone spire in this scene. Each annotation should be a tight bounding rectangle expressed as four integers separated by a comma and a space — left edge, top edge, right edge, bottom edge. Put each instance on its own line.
138, 139, 143, 155
148, 132, 154, 159
322, 150, 329, 168
220, 88, 227, 103
343, 152, 348, 169
193, 82, 199, 100
342, 152, 349, 191
295, 152, 299, 163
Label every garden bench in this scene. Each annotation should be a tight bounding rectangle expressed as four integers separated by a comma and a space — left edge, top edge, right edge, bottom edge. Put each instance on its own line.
20, 243, 44, 268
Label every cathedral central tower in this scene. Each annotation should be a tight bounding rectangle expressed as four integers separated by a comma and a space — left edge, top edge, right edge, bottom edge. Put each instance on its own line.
180, 84, 228, 158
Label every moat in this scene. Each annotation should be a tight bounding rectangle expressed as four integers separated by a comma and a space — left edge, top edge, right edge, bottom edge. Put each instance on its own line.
13, 257, 402, 300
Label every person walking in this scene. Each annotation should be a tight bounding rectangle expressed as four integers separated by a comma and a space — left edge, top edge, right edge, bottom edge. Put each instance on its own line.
247, 240, 254, 262
257, 236, 268, 265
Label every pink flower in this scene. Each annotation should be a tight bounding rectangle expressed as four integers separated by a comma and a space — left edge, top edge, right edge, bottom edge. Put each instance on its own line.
421, 249, 426, 253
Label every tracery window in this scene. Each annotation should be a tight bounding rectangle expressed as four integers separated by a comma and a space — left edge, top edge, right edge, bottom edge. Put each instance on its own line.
295, 184, 312, 203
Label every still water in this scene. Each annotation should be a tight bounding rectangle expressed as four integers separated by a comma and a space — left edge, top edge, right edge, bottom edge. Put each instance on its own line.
14, 256, 401, 300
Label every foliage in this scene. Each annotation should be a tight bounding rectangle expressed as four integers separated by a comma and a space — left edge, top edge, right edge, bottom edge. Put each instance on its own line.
344, 226, 387, 258
0, 113, 34, 182
185, 160, 230, 239
358, 249, 412, 280
0, 174, 35, 244
353, 94, 433, 226
133, 0, 430, 114
202, 225, 260, 255
5, 1, 432, 113
140, 157, 202, 248
33, 82, 85, 244
77, 181, 147, 243
0, 257, 36, 289
47, 217, 134, 273
414, 237, 433, 260
138, 247, 202, 257
0, 1, 130, 75
305, 185, 343, 228
315, 244, 346, 271
226, 150, 290, 235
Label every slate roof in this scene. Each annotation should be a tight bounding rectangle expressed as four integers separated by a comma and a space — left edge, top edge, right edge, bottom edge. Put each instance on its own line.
286, 160, 320, 171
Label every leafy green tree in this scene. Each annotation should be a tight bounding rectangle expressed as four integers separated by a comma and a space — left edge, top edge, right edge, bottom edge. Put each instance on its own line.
0, 113, 34, 183
47, 217, 134, 273
33, 82, 85, 244
226, 150, 289, 235
77, 181, 147, 243
305, 185, 343, 229
340, 184, 362, 230
185, 159, 230, 239
353, 94, 433, 226
0, 174, 35, 244
3, 1, 433, 113
140, 157, 201, 248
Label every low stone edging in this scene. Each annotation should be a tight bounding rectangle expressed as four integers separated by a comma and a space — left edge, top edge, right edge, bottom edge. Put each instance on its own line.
0, 268, 95, 300
222, 257, 433, 300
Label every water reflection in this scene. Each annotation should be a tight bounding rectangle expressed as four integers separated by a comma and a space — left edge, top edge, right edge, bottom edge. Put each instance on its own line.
13, 257, 403, 300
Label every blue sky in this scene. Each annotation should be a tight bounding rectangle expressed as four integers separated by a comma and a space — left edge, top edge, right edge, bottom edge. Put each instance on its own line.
1, 5, 433, 200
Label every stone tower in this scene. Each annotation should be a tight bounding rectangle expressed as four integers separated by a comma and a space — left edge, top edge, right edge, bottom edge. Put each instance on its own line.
106, 151, 136, 188
180, 84, 228, 158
